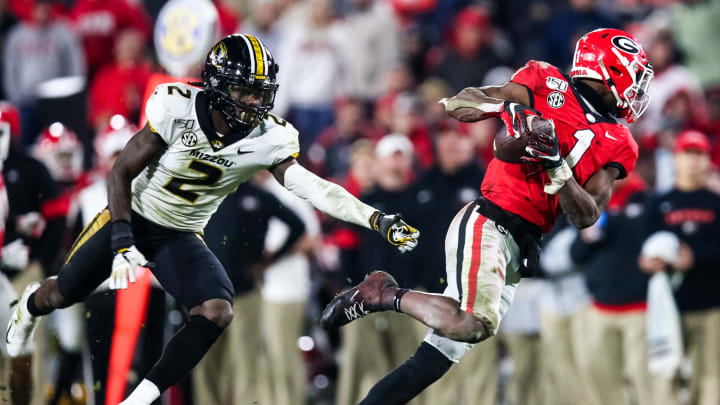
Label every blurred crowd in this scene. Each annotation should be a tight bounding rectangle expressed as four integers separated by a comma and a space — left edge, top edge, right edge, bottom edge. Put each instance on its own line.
1, 0, 720, 404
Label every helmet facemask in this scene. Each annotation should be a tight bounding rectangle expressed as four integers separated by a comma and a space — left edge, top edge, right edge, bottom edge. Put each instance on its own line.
212, 80, 277, 133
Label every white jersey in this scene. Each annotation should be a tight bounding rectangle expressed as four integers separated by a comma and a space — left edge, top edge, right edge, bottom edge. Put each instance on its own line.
132, 82, 300, 232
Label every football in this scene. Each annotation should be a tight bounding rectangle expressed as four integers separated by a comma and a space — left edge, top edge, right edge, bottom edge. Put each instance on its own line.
493, 115, 554, 164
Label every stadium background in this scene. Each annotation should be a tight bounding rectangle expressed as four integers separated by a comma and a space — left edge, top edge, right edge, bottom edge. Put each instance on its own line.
1, 0, 719, 404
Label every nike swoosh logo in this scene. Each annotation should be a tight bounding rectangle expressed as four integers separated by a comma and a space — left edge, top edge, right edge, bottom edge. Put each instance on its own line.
237, 150, 253, 155
605, 131, 618, 141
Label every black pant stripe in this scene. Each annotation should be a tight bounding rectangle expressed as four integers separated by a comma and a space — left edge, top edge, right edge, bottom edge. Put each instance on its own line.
455, 203, 476, 305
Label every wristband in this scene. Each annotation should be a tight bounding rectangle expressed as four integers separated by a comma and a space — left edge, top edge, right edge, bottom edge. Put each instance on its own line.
110, 220, 135, 252
369, 211, 382, 232
544, 160, 573, 195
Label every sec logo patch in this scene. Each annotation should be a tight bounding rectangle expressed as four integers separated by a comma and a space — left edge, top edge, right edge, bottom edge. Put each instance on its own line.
181, 131, 198, 147
547, 91, 565, 109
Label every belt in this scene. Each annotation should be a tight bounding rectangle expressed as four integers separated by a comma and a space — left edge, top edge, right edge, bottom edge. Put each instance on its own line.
474, 197, 542, 278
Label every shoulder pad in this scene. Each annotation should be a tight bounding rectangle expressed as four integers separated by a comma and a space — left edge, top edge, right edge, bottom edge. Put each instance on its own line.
145, 83, 199, 134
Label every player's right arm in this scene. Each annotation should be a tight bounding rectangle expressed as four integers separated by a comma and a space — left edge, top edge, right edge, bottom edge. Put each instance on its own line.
441, 82, 542, 140
106, 124, 164, 289
441, 82, 531, 122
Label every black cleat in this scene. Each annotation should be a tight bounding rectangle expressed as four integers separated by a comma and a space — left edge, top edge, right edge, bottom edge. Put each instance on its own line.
321, 271, 399, 329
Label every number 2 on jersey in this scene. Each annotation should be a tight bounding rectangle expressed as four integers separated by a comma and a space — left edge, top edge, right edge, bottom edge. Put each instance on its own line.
565, 129, 595, 168
163, 160, 222, 203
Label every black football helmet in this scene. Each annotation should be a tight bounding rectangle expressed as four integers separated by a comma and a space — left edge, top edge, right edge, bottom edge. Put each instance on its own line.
201, 34, 279, 134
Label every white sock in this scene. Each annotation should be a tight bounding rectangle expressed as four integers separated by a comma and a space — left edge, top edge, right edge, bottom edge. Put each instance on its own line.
120, 379, 160, 405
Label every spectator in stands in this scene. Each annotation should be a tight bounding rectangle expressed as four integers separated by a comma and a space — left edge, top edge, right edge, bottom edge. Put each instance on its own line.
335, 134, 426, 405
537, 216, 590, 405
258, 171, 320, 405
498, 280, 544, 405
571, 175, 657, 405
337, 0, 401, 102
67, 0, 150, 78
195, 178, 306, 405
430, 6, 505, 93
274, 0, 344, 149
3, 0, 85, 146
416, 77, 453, 133
412, 122, 483, 293
307, 97, 381, 179
1, 100, 66, 404
542, 0, 617, 69
639, 27, 705, 137
641, 130, 720, 405
242, 0, 283, 53
88, 29, 151, 130
0, 0, 19, 101
387, 93, 434, 168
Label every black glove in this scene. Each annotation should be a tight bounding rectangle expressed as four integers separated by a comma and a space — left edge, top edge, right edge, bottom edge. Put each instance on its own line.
370, 212, 420, 253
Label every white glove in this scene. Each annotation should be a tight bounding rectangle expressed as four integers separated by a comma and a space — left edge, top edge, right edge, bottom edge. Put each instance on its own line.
1, 239, 30, 270
110, 245, 153, 290
16, 212, 46, 238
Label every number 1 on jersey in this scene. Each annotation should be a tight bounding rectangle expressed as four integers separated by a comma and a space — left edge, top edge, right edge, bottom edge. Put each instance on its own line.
565, 129, 595, 169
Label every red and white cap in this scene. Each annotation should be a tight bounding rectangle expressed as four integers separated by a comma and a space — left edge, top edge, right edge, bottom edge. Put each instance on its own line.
32, 122, 84, 182
673, 130, 710, 154
94, 115, 135, 172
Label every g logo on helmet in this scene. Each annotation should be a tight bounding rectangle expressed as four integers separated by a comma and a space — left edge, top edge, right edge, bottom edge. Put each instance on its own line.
210, 42, 228, 68
611, 36, 640, 54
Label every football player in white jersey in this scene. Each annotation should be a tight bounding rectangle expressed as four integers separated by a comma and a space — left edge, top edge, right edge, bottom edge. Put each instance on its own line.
6, 34, 420, 405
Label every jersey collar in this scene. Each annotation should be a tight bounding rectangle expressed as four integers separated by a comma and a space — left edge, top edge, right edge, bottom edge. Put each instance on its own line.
195, 91, 249, 151
565, 75, 618, 124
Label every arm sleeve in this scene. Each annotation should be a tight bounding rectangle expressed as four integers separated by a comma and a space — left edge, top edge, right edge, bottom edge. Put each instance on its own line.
283, 163, 377, 229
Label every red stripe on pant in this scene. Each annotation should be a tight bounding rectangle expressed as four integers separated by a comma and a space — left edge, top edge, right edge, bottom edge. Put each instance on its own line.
465, 215, 488, 313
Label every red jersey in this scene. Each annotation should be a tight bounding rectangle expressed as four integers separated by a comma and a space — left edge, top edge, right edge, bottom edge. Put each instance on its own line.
481, 61, 639, 233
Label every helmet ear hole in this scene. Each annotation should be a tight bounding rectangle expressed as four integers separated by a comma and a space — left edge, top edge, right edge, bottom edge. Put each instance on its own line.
273, 64, 279, 74
609, 66, 622, 76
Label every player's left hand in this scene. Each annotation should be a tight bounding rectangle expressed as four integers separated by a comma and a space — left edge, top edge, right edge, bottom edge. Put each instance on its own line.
371, 212, 420, 253
110, 245, 154, 290
521, 120, 573, 194
522, 120, 562, 169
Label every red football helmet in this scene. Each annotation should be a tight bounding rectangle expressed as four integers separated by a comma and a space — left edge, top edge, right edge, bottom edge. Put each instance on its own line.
32, 122, 84, 182
94, 115, 135, 173
570, 28, 654, 123
0, 102, 21, 162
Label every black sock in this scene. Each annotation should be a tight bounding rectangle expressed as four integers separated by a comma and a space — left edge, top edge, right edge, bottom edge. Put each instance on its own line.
360, 342, 453, 405
145, 314, 224, 392
26, 292, 51, 316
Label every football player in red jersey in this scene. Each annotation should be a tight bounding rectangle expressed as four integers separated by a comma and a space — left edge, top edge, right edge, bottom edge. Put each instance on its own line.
321, 28, 653, 404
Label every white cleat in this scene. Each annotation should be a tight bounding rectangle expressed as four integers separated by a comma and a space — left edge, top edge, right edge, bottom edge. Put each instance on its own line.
6, 282, 41, 357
